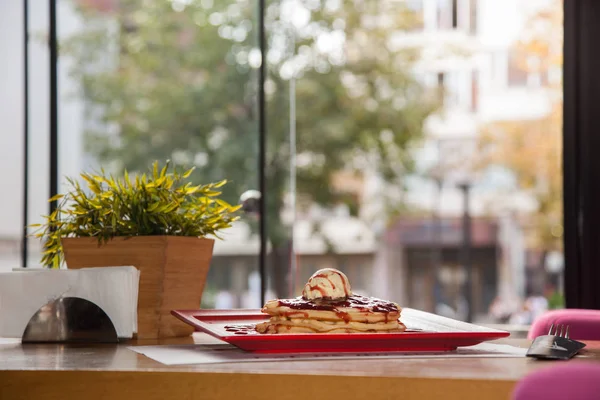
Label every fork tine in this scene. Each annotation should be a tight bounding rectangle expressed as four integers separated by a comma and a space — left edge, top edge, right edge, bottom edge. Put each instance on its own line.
548, 323, 554, 335
565, 325, 570, 339
559, 324, 565, 337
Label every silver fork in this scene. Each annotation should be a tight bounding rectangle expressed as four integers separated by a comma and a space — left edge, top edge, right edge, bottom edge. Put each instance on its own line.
526, 323, 584, 359
548, 323, 570, 339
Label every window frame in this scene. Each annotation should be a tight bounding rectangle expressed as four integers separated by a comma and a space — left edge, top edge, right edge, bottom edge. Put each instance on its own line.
563, 0, 600, 309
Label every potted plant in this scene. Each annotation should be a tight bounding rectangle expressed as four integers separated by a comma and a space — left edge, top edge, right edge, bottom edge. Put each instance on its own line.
32, 161, 240, 339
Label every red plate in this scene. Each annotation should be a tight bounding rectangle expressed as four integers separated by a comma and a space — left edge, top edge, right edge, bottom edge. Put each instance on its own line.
171, 308, 509, 354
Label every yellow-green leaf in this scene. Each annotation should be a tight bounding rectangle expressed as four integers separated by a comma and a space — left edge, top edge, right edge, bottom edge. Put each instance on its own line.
185, 185, 201, 195
213, 179, 227, 188
215, 199, 231, 208
229, 204, 242, 213
182, 167, 195, 178
147, 202, 161, 212
48, 194, 64, 202
81, 174, 101, 194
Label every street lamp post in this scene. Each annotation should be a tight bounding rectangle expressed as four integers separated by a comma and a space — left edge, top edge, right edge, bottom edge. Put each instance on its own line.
430, 176, 443, 311
458, 182, 473, 322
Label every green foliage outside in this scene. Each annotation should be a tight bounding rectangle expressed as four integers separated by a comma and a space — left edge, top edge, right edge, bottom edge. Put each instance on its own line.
64, 0, 439, 295
547, 291, 565, 310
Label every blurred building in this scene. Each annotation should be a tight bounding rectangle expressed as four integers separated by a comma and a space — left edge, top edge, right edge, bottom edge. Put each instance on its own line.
358, 0, 554, 318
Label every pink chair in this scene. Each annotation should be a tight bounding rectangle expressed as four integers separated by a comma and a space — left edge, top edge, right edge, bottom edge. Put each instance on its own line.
528, 309, 600, 340
512, 363, 600, 400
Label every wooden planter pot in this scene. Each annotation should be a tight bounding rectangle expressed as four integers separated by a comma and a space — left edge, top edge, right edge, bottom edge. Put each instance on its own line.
61, 236, 214, 339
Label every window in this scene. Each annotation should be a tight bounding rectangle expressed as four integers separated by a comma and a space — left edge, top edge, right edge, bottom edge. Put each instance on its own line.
3, 1, 262, 307
76, 0, 261, 308
272, 0, 564, 324
10, 0, 595, 319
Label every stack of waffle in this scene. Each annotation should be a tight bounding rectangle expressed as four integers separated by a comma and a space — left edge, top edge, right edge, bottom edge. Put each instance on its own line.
255, 268, 405, 334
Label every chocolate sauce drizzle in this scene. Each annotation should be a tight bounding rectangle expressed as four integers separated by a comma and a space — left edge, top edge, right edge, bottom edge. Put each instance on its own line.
278, 295, 399, 314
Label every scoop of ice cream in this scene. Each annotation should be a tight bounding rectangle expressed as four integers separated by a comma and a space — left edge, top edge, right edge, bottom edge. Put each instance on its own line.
302, 268, 352, 300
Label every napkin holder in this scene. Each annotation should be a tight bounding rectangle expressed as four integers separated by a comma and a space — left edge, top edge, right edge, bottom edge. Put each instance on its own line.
22, 297, 119, 343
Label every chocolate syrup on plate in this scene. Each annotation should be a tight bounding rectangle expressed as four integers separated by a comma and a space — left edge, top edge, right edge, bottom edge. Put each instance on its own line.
224, 324, 256, 335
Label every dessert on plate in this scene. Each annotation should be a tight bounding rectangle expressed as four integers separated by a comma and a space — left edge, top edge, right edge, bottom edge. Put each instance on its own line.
255, 268, 406, 334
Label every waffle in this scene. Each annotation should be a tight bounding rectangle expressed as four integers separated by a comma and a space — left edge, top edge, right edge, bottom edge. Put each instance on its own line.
255, 295, 405, 334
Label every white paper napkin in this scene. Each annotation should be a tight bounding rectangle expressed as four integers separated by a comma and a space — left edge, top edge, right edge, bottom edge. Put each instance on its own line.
0, 267, 140, 339
71, 267, 140, 337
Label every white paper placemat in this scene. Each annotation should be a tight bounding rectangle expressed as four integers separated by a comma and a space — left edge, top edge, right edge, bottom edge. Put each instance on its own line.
128, 342, 527, 365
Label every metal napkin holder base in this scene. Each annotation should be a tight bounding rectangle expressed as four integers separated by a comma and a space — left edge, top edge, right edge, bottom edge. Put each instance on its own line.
21, 297, 119, 343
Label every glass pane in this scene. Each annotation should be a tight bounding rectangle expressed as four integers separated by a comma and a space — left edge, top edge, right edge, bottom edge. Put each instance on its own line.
27, 1, 52, 269
274, 0, 563, 324
0, 2, 52, 270
58, 0, 260, 307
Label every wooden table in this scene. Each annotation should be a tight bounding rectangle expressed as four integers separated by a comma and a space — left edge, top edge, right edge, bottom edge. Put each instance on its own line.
1, 335, 599, 400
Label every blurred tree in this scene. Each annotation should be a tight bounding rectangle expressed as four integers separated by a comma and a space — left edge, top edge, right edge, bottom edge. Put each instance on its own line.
477, 0, 562, 252
66, 0, 438, 297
